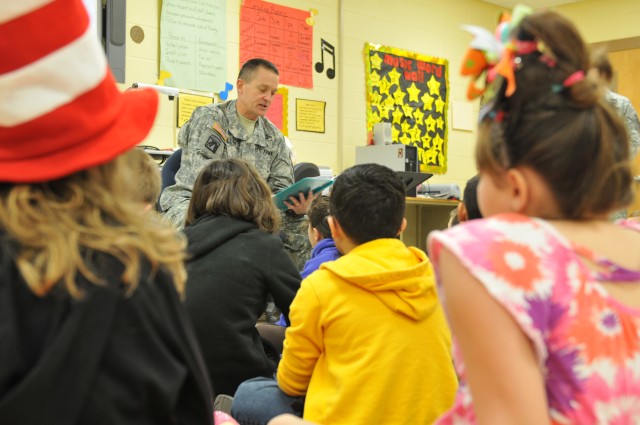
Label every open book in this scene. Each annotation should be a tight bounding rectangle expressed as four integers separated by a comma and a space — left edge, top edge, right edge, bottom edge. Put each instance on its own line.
273, 176, 334, 211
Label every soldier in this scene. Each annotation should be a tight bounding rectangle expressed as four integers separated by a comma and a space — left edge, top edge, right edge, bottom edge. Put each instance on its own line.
589, 50, 640, 220
159, 58, 312, 269
589, 50, 640, 159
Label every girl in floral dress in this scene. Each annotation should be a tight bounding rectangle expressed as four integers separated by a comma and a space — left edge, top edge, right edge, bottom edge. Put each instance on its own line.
428, 8, 640, 425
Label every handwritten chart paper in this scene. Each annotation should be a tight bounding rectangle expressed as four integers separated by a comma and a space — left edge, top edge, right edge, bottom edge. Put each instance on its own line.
240, 0, 313, 88
296, 99, 325, 133
265, 87, 289, 136
177, 94, 214, 128
365, 43, 449, 174
160, 0, 226, 92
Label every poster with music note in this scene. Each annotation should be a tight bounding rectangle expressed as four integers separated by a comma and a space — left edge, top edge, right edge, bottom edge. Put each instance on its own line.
240, 0, 313, 88
315, 39, 335, 79
364, 43, 449, 174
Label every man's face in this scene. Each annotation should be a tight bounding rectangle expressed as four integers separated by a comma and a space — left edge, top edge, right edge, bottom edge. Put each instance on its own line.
236, 66, 279, 120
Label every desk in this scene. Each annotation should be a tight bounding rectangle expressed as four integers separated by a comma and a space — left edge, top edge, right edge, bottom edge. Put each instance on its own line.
402, 197, 459, 252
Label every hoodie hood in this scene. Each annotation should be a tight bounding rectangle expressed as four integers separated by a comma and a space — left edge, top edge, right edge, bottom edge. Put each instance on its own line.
321, 238, 438, 321
183, 214, 256, 260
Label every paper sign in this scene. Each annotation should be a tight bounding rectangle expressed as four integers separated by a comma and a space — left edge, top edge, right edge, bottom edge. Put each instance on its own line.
240, 0, 313, 88
296, 99, 326, 133
177, 93, 214, 128
160, 0, 227, 92
265, 87, 289, 136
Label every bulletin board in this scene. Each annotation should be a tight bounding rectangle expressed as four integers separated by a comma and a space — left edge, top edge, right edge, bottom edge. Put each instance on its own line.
240, 0, 313, 88
365, 43, 449, 174
265, 87, 289, 136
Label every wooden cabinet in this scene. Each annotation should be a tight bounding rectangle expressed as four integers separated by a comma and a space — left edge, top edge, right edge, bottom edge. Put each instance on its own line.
402, 197, 459, 253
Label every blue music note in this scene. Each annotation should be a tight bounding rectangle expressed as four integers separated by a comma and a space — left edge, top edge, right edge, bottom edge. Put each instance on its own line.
219, 82, 234, 100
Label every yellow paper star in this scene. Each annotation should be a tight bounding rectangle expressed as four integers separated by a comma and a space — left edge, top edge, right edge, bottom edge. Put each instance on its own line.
413, 108, 425, 126
392, 107, 404, 125
409, 126, 422, 141
369, 71, 381, 88
379, 77, 391, 95
401, 121, 412, 134
433, 134, 444, 149
406, 83, 422, 103
402, 104, 414, 119
370, 53, 383, 70
436, 117, 444, 130
391, 125, 400, 142
425, 148, 437, 164
421, 133, 432, 147
399, 133, 412, 145
370, 111, 381, 125
427, 75, 441, 96
393, 89, 406, 106
383, 94, 395, 107
379, 105, 393, 120
435, 97, 445, 114
421, 93, 435, 110
388, 68, 402, 86
370, 91, 382, 105
426, 115, 437, 133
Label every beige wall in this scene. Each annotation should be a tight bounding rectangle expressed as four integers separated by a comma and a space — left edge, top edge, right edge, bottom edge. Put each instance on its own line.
553, 0, 640, 44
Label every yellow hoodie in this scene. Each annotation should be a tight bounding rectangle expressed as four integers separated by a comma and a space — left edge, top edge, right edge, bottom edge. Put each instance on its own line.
278, 238, 457, 424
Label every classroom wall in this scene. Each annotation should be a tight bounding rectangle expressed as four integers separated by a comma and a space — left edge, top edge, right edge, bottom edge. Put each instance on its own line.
124, 0, 640, 192
126, 0, 341, 169
124, 0, 507, 191
553, 0, 640, 44
338, 0, 503, 189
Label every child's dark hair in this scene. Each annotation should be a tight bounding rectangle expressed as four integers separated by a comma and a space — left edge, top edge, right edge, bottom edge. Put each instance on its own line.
329, 163, 405, 244
463, 174, 482, 220
477, 11, 632, 219
185, 158, 280, 232
308, 195, 332, 239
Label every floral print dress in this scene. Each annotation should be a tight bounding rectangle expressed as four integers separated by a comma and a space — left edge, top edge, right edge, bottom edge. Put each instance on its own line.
428, 213, 640, 424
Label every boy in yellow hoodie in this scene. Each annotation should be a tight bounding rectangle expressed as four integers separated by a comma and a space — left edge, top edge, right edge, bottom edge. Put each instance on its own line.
232, 163, 457, 425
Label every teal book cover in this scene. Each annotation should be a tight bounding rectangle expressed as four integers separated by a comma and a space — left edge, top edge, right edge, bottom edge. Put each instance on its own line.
273, 176, 334, 211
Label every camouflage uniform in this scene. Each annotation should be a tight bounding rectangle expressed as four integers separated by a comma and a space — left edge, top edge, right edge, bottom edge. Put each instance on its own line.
606, 90, 640, 159
606, 90, 640, 220
159, 100, 311, 269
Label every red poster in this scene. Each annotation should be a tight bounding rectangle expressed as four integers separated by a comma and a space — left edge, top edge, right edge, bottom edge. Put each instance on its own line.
264, 88, 288, 136
265, 93, 283, 130
240, 0, 313, 88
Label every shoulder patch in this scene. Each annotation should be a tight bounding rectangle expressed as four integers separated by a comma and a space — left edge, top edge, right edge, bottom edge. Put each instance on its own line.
212, 122, 228, 140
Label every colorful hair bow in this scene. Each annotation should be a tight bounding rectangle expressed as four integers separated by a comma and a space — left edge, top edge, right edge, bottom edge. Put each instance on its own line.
460, 4, 533, 101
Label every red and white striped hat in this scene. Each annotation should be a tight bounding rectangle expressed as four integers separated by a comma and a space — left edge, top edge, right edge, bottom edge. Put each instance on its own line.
0, 0, 158, 182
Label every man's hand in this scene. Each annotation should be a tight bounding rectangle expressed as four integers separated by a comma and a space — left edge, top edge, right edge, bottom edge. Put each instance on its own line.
283, 190, 314, 215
